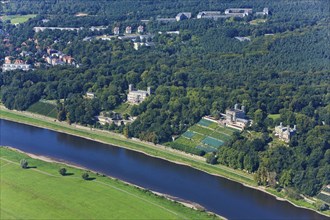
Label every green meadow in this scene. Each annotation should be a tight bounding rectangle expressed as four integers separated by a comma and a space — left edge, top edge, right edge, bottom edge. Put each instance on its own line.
2, 14, 37, 24
0, 147, 219, 220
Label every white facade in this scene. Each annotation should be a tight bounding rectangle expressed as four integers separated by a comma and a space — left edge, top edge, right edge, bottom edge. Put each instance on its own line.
137, 25, 144, 33
125, 26, 132, 34
114, 27, 120, 35
2, 63, 31, 72
127, 84, 151, 104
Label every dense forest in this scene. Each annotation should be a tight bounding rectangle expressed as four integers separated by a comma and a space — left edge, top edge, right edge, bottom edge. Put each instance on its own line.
0, 0, 329, 200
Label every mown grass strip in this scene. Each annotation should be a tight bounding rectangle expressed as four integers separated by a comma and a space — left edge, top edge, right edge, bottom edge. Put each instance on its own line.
0, 147, 219, 220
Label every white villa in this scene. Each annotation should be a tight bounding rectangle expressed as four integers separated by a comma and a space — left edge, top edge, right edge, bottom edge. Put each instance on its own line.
127, 84, 151, 104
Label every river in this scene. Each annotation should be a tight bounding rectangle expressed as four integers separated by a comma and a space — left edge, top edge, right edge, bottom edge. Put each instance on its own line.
0, 119, 327, 219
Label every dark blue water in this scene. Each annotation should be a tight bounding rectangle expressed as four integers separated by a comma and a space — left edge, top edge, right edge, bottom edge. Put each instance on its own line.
0, 119, 327, 220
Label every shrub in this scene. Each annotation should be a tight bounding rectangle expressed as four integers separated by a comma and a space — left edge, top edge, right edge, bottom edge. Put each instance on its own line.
20, 159, 28, 169
205, 152, 218, 164
59, 168, 67, 176
82, 173, 89, 180
315, 201, 329, 211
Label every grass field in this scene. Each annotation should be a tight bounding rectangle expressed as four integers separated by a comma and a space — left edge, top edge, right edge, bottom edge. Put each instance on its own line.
113, 103, 132, 115
249, 19, 267, 25
0, 147, 218, 219
27, 101, 57, 118
2, 14, 37, 24
268, 114, 281, 120
170, 118, 235, 154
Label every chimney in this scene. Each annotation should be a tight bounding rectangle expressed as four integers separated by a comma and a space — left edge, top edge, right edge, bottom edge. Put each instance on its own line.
241, 105, 245, 112
293, 125, 297, 130
129, 84, 133, 92
234, 103, 238, 110
280, 122, 282, 127
147, 87, 151, 95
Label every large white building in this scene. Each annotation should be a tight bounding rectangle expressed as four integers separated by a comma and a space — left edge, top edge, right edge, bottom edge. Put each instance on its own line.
220, 103, 249, 130
127, 84, 151, 104
2, 58, 31, 72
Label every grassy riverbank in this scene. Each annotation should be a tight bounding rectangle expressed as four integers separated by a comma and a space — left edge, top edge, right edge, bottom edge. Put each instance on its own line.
1, 108, 329, 217
0, 147, 219, 219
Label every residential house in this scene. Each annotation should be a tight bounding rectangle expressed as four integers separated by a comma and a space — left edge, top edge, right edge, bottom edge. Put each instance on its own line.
125, 26, 132, 34
137, 25, 144, 33
175, 12, 192, 21
113, 27, 120, 35
197, 11, 222, 19
256, 8, 269, 16
86, 92, 95, 99
235, 37, 251, 42
225, 8, 253, 16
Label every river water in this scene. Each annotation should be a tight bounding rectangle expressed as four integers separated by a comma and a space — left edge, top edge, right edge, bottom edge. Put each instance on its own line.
0, 119, 327, 219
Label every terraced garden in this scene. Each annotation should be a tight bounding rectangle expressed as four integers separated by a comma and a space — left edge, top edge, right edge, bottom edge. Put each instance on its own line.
169, 118, 237, 155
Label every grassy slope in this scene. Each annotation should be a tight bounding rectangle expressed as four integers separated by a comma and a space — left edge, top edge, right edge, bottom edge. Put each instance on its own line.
26, 101, 57, 118
0, 148, 218, 220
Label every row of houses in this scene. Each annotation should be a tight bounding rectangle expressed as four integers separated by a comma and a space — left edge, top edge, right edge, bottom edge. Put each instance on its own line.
197, 8, 268, 20
114, 25, 144, 35
43, 48, 76, 66
2, 56, 31, 72
156, 8, 269, 22
33, 26, 108, 33
86, 84, 151, 104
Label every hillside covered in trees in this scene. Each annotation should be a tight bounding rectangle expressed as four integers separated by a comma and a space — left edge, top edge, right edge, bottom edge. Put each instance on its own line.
0, 0, 329, 201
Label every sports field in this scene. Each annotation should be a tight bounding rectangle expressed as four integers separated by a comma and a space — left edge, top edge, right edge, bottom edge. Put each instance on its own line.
170, 118, 236, 155
0, 147, 218, 219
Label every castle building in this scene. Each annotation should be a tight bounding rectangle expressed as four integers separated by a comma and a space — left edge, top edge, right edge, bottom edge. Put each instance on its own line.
221, 104, 248, 130
274, 123, 296, 143
127, 84, 151, 104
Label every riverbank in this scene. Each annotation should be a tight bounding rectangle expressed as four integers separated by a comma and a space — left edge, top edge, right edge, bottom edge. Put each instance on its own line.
0, 147, 221, 219
6, 146, 210, 212
1, 107, 329, 217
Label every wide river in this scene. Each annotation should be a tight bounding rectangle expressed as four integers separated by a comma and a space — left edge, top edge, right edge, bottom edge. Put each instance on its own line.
0, 119, 327, 219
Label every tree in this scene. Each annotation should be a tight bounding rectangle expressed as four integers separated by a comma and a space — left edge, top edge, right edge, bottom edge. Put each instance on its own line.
82, 172, 89, 180
206, 152, 218, 164
255, 166, 268, 185
279, 169, 293, 187
59, 168, 67, 176
20, 159, 28, 169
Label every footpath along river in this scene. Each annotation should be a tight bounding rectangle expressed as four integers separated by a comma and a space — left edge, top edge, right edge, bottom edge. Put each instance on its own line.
0, 119, 327, 219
